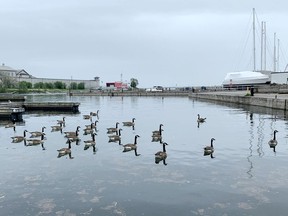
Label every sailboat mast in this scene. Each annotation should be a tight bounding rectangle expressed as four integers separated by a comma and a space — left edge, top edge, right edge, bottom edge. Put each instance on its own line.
274, 32, 277, 72
261, 21, 264, 71
264, 22, 267, 71
277, 38, 280, 71
253, 8, 256, 72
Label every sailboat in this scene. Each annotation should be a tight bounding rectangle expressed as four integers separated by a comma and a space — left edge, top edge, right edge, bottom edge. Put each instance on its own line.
223, 8, 272, 88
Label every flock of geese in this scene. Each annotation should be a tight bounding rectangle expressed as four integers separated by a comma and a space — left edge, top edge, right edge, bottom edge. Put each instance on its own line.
5, 110, 169, 164
5, 110, 279, 163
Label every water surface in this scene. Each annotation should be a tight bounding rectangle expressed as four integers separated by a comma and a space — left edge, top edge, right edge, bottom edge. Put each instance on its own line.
0, 95, 287, 215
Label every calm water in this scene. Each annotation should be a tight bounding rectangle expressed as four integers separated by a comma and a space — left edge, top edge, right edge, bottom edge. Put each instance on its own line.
1, 94, 288, 216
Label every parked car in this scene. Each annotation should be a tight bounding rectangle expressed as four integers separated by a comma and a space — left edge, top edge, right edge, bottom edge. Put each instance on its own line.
146, 86, 163, 92
146, 86, 164, 92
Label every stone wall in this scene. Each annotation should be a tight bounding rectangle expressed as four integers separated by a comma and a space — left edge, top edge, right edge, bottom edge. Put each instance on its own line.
189, 93, 288, 111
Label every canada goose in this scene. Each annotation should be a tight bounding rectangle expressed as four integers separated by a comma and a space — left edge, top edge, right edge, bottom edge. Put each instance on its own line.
122, 118, 136, 127
204, 138, 215, 158
91, 110, 99, 117
64, 126, 80, 137
25, 134, 45, 150
57, 117, 66, 126
83, 113, 92, 120
107, 122, 119, 134
155, 142, 168, 165
85, 120, 98, 129
84, 133, 96, 150
65, 133, 81, 144
108, 128, 122, 143
121, 135, 141, 156
5, 122, 16, 131
152, 124, 163, 135
29, 126, 46, 138
11, 130, 28, 143
268, 130, 278, 152
51, 123, 63, 132
57, 139, 74, 159
83, 127, 94, 135
152, 128, 163, 142
197, 114, 206, 123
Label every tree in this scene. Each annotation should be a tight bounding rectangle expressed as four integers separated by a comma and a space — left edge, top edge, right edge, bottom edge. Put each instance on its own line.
18, 81, 32, 89
69, 82, 77, 90
34, 82, 44, 89
130, 78, 139, 89
18, 81, 32, 93
0, 75, 17, 89
77, 82, 85, 89
54, 81, 66, 89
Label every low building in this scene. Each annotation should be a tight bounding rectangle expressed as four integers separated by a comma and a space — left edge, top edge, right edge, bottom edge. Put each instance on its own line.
106, 81, 128, 90
0, 64, 100, 90
271, 72, 288, 84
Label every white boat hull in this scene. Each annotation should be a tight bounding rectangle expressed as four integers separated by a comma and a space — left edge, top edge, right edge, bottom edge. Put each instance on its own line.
222, 71, 270, 87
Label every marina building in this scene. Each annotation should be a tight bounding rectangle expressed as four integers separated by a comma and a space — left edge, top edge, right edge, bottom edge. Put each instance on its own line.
0, 64, 100, 90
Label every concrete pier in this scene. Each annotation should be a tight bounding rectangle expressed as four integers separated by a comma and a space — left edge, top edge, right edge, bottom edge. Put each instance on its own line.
23, 102, 80, 112
189, 91, 288, 111
0, 106, 25, 121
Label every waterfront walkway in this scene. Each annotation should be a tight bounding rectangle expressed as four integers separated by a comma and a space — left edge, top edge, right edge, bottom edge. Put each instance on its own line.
189, 90, 288, 111
201, 90, 288, 99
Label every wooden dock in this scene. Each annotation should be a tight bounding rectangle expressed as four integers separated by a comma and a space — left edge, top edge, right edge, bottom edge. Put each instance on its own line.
23, 102, 80, 112
0, 97, 80, 121
0, 106, 25, 121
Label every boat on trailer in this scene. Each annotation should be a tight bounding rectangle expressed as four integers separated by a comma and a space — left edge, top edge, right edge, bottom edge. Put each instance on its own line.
222, 71, 270, 88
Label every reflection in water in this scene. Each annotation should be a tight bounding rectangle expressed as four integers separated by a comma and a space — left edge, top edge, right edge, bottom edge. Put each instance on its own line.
247, 112, 254, 178
256, 115, 265, 157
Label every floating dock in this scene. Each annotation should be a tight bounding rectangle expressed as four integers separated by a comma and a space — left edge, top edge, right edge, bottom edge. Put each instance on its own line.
0, 104, 25, 121
23, 102, 80, 112
0, 94, 80, 121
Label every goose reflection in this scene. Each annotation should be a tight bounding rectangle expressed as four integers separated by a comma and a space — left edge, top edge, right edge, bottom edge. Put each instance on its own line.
84, 133, 97, 153
108, 129, 122, 143
155, 142, 168, 165
203, 138, 215, 159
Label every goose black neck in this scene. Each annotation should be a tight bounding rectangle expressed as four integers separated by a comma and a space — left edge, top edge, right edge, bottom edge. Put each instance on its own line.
211, 139, 214, 147
163, 143, 166, 152
134, 136, 138, 144
273, 131, 277, 140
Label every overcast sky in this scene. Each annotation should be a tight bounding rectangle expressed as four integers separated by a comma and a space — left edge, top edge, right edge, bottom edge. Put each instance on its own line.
1, 0, 288, 88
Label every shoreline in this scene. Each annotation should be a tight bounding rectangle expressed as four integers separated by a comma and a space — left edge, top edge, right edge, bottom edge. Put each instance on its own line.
189, 91, 288, 111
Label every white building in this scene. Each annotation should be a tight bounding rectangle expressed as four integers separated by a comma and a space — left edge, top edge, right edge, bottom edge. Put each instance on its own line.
0, 63, 100, 90
271, 72, 288, 84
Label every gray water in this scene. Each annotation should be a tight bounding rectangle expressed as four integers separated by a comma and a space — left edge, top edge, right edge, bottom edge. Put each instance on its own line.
1, 95, 288, 216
